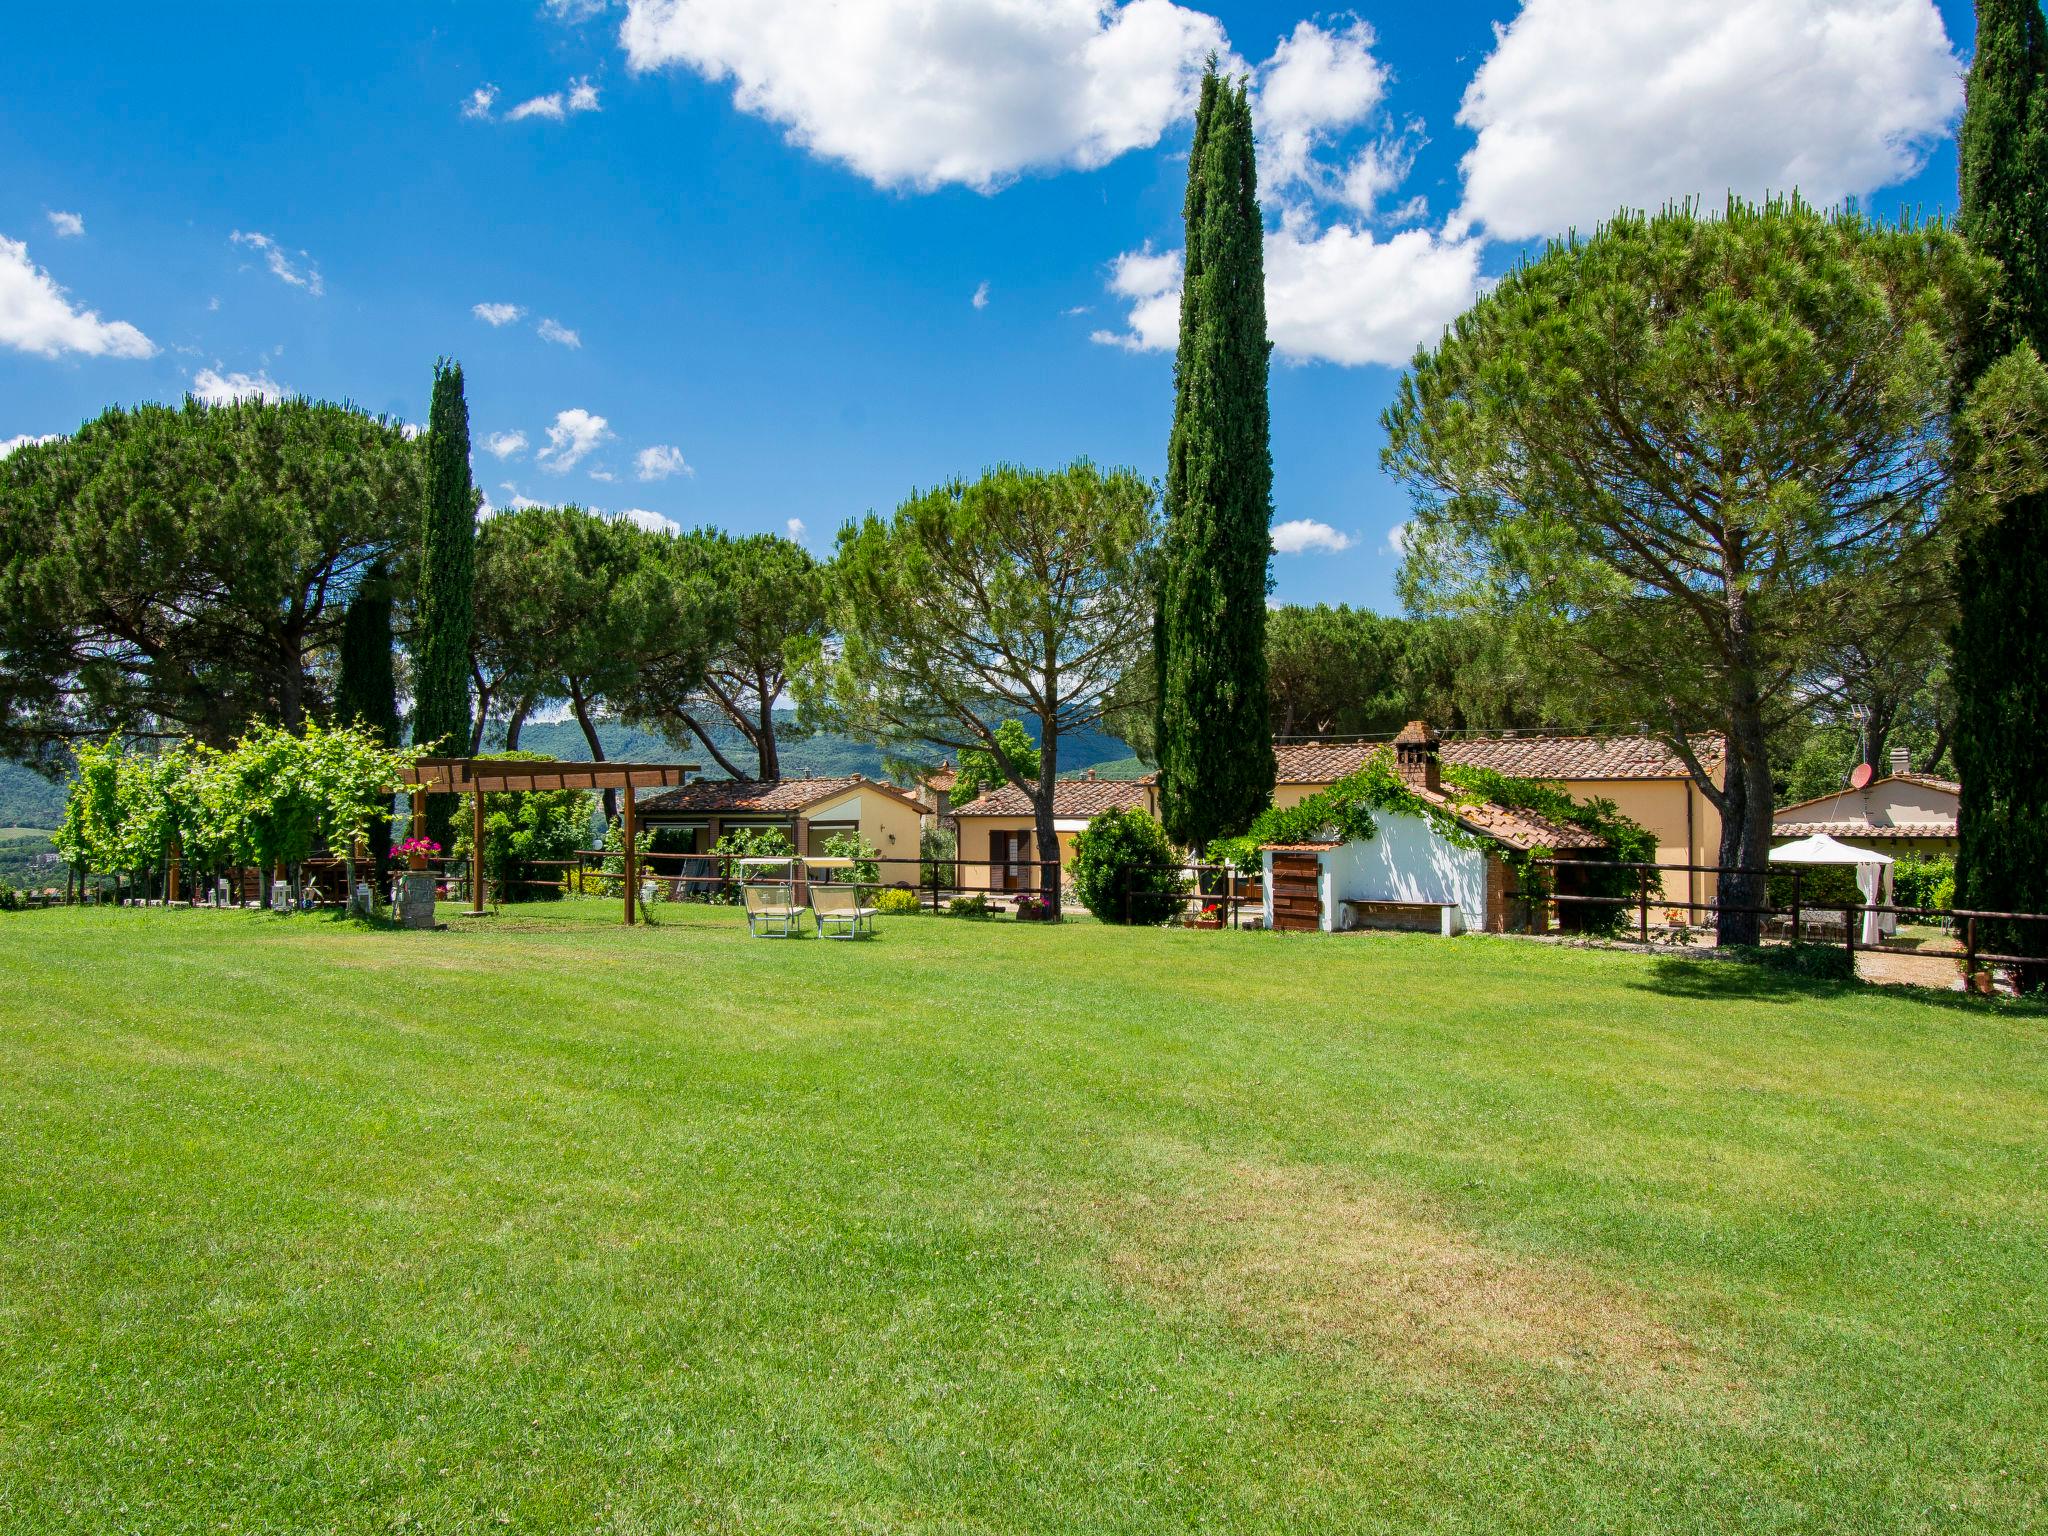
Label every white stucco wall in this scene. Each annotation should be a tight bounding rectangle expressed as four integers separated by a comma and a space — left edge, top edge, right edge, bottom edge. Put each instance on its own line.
1260, 809, 1488, 933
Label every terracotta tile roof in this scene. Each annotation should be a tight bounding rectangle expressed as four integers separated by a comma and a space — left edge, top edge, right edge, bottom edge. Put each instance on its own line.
951, 776, 1156, 819
918, 760, 959, 792
1272, 733, 1722, 785
1774, 818, 1957, 840
638, 775, 930, 817
1416, 784, 1608, 853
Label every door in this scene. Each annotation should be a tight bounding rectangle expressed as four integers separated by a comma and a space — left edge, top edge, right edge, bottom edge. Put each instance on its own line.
988, 830, 1034, 891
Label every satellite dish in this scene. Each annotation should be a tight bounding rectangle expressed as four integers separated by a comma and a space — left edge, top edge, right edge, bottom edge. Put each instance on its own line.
1849, 762, 1874, 789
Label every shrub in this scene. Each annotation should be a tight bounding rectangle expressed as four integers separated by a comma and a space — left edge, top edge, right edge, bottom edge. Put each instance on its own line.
1892, 854, 1956, 914
874, 887, 922, 916
919, 825, 957, 889
821, 830, 880, 888
944, 894, 995, 919
1072, 806, 1185, 925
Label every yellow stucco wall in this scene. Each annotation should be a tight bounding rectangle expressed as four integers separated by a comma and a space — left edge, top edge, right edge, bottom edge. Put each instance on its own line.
802, 788, 925, 883
951, 814, 1071, 893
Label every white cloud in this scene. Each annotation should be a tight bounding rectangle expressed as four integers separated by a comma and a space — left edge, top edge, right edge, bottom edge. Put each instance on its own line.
1261, 213, 1483, 367
785, 517, 806, 540
1254, 19, 1389, 193
191, 367, 287, 405
1088, 244, 1182, 351
547, 0, 612, 19
636, 443, 691, 480
499, 483, 546, 511
588, 467, 616, 482
1386, 520, 1412, 557
484, 429, 528, 459
1093, 217, 1481, 367
0, 237, 156, 359
0, 432, 61, 458
1453, 0, 1963, 242
507, 92, 566, 122
616, 507, 681, 534
45, 210, 85, 238
538, 408, 612, 470
619, 0, 1230, 191
1272, 519, 1354, 555
971, 280, 990, 310
473, 301, 525, 326
229, 230, 323, 297
537, 317, 581, 348
1332, 138, 1417, 219
506, 77, 601, 122
463, 84, 499, 120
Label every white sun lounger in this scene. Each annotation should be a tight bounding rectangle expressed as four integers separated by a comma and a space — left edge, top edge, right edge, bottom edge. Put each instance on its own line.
736, 856, 804, 938
804, 857, 879, 939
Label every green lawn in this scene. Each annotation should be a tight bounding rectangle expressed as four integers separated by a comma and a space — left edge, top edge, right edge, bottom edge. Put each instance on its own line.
2, 902, 2045, 1534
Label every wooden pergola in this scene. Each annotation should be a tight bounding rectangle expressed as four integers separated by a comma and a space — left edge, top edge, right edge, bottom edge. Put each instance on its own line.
401, 757, 698, 925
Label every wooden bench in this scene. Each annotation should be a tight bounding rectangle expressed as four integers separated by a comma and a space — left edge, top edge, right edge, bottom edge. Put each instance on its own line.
1341, 898, 1464, 937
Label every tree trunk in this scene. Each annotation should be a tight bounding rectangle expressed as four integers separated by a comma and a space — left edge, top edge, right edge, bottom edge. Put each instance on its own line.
504, 695, 532, 751
1715, 699, 1776, 949
754, 679, 779, 780
569, 686, 615, 823
1034, 722, 1060, 919
680, 713, 750, 780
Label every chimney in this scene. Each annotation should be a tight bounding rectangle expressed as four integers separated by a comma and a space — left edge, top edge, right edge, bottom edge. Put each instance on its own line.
1890, 746, 1909, 777
1084, 768, 1097, 781
1393, 719, 1441, 794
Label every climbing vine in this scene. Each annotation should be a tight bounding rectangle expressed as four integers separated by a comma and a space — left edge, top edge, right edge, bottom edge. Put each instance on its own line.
1211, 747, 1654, 935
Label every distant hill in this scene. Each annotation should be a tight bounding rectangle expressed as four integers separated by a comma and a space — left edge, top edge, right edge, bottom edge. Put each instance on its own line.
1059, 756, 1151, 781
0, 763, 64, 831
481, 713, 1134, 783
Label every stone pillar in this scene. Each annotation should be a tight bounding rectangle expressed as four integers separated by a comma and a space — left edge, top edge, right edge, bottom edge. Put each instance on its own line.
398, 871, 438, 930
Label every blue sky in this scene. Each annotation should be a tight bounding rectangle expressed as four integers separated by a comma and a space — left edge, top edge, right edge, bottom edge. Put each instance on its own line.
1, 0, 1979, 613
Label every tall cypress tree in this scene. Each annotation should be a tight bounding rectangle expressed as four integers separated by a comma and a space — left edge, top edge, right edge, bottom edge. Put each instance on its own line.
414, 358, 477, 846
335, 559, 400, 872
1953, 0, 2048, 976
1154, 67, 1274, 852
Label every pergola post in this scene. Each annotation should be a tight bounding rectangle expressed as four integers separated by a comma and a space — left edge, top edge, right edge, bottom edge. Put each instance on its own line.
470, 787, 486, 914
410, 787, 428, 847
622, 785, 637, 926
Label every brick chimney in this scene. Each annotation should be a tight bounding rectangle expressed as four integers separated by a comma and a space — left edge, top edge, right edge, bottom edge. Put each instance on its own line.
1890, 746, 1910, 777
1393, 719, 1441, 794
1084, 767, 1097, 781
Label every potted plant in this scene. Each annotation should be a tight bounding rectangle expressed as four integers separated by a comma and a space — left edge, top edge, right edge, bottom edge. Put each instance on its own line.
395, 835, 440, 872
1191, 900, 1224, 930
1012, 892, 1052, 922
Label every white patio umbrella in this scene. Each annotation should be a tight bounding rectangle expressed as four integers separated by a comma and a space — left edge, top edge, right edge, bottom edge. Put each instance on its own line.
1769, 832, 1895, 945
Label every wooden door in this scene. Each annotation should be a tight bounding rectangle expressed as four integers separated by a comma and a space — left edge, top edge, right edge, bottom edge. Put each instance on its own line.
1269, 854, 1323, 931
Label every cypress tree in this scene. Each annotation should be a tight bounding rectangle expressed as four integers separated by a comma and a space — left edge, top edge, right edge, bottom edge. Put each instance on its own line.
414, 358, 476, 846
335, 560, 400, 872
1953, 0, 2048, 977
1154, 66, 1274, 852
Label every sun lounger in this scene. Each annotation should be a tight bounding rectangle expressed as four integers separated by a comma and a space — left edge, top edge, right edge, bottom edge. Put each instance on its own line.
736, 857, 804, 937
804, 857, 878, 939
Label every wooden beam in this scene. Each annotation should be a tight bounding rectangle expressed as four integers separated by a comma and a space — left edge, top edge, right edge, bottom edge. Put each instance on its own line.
622, 786, 637, 927
471, 788, 486, 914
